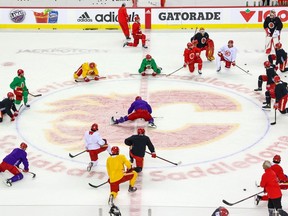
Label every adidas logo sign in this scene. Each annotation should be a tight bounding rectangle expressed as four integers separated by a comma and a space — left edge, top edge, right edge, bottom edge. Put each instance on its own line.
77, 12, 93, 22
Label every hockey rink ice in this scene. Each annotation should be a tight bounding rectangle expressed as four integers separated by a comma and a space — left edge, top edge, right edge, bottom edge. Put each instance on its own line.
0, 29, 288, 216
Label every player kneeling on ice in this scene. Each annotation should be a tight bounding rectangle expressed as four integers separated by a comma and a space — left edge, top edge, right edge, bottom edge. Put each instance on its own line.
0, 92, 19, 123
273, 76, 288, 114
190, 27, 215, 61
111, 96, 156, 128
216, 40, 237, 72
10, 69, 30, 107
73, 62, 100, 82
256, 160, 288, 216
84, 123, 111, 172
256, 155, 288, 205
268, 43, 288, 73
123, 15, 147, 49
138, 54, 162, 76
254, 61, 278, 92
107, 146, 138, 215
0, 142, 29, 187
124, 128, 156, 173
264, 9, 283, 55
183, 41, 203, 75
211, 206, 229, 216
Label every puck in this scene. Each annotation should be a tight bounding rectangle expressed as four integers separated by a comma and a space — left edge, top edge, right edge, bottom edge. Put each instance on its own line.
244, 63, 247, 65
243, 188, 247, 191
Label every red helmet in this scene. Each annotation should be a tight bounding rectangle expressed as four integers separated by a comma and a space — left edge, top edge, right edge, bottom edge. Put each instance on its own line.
187, 42, 193, 48
7, 92, 14, 99
20, 142, 28, 150
146, 54, 152, 60
17, 69, 24, 76
273, 155, 281, 163
135, 96, 142, 101
274, 75, 281, 83
137, 128, 145, 135
228, 40, 233, 44
91, 123, 98, 131
89, 62, 96, 69
275, 43, 282, 49
111, 146, 119, 155
213, 207, 229, 216
264, 61, 271, 68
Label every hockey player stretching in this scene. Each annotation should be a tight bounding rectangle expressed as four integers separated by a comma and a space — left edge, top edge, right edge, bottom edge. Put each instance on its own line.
273, 76, 288, 114
73, 62, 100, 82
268, 43, 288, 73
183, 41, 203, 75
254, 61, 278, 92
10, 69, 30, 107
216, 40, 237, 72
0, 92, 19, 123
124, 128, 156, 173
138, 54, 162, 76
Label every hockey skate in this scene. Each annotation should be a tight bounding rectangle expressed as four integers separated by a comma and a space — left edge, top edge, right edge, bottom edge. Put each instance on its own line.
148, 122, 157, 128
4, 179, 12, 187
123, 42, 128, 47
128, 185, 137, 192
126, 36, 131, 40
207, 56, 215, 61
142, 45, 148, 49
254, 195, 261, 205
87, 162, 93, 172
109, 205, 121, 216
262, 104, 271, 109
254, 88, 262, 91
108, 194, 114, 207
216, 67, 221, 72
111, 117, 117, 125
198, 70, 202, 75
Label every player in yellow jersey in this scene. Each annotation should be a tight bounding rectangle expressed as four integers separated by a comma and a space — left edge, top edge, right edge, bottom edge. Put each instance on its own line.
73, 62, 100, 82
106, 146, 137, 215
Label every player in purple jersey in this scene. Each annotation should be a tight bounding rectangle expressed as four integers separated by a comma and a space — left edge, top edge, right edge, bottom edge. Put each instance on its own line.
0, 142, 29, 186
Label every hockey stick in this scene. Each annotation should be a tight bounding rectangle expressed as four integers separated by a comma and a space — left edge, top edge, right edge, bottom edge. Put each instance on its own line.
235, 64, 252, 75
29, 93, 42, 97
166, 66, 184, 77
129, 73, 166, 76
222, 190, 264, 206
271, 108, 277, 125
18, 168, 36, 178
88, 180, 109, 188
75, 77, 106, 82
145, 151, 182, 166
69, 150, 86, 158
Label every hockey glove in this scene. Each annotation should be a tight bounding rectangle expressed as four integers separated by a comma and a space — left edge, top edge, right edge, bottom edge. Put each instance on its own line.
23, 169, 29, 173
265, 28, 270, 36
94, 76, 99, 81
217, 52, 223, 57
183, 63, 187, 68
14, 111, 19, 117
151, 152, 156, 158
272, 30, 280, 38
273, 103, 279, 110
232, 62, 236, 66
84, 77, 90, 82
11, 116, 15, 121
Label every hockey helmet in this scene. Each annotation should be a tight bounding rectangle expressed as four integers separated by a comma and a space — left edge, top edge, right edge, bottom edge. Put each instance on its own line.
263, 160, 272, 169
89, 62, 96, 69
270, 9, 276, 15
264, 61, 271, 68
91, 123, 98, 131
137, 128, 145, 135
228, 40, 233, 45
275, 42, 282, 49
273, 155, 281, 163
146, 54, 152, 60
273, 75, 281, 83
111, 146, 119, 155
109, 205, 121, 216
135, 96, 142, 101
20, 142, 28, 150
134, 15, 140, 22
7, 92, 14, 99
212, 206, 229, 216
17, 69, 24, 76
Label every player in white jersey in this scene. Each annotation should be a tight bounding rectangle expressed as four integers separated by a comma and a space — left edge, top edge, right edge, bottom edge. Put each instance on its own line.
84, 123, 111, 172
216, 40, 237, 72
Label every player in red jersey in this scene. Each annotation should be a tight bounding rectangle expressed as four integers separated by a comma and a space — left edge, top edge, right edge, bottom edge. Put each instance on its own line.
118, 3, 130, 40
183, 41, 203, 75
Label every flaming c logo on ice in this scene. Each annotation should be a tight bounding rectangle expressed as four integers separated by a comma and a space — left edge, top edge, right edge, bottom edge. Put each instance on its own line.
43, 90, 240, 150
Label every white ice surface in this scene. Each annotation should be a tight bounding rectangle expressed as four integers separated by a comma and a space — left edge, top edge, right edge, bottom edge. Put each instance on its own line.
0, 29, 288, 216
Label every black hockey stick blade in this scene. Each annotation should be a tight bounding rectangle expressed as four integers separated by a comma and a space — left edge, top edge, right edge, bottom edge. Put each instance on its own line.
271, 109, 277, 125
145, 151, 181, 166
166, 66, 184, 76
29, 93, 42, 97
88, 181, 108, 188
69, 150, 86, 158
19, 168, 36, 178
222, 199, 233, 206
222, 191, 264, 206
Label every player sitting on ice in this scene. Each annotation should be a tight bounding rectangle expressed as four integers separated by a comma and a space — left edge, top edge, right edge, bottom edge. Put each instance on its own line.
216, 40, 237, 72
190, 27, 215, 61
273, 75, 288, 114
183, 41, 203, 75
0, 92, 19, 123
123, 15, 147, 49
263, 9, 283, 54
0, 142, 29, 187
211, 206, 229, 216
111, 96, 156, 128
268, 43, 288, 73
124, 128, 156, 173
10, 69, 30, 107
73, 62, 100, 82
138, 54, 162, 76
84, 123, 111, 172
107, 146, 137, 216
254, 61, 278, 92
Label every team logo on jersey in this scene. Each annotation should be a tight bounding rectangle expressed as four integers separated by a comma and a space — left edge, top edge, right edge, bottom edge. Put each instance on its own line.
9, 9, 26, 23
77, 12, 92, 22
268, 22, 275, 29
201, 37, 207, 45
